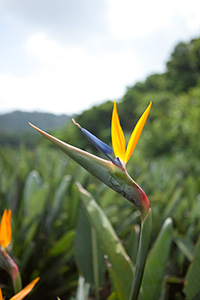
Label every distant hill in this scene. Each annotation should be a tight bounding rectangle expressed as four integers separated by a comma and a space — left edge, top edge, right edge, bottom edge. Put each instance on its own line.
0, 110, 71, 147
0, 111, 71, 133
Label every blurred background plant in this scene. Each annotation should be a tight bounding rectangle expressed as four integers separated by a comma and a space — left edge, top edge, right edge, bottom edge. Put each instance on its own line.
0, 37, 200, 300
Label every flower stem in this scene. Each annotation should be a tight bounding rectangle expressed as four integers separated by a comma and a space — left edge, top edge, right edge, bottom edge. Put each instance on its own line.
12, 270, 22, 294
129, 208, 152, 300
0, 247, 22, 293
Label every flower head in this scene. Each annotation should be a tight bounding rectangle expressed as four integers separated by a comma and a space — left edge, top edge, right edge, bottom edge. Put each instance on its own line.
73, 101, 152, 168
0, 209, 12, 249
0, 277, 39, 300
29, 102, 152, 218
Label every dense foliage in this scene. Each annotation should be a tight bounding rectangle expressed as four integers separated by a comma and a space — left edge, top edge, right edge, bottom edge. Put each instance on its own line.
0, 37, 200, 300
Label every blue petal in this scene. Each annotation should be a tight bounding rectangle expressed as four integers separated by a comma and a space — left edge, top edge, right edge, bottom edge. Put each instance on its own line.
80, 127, 113, 154
72, 119, 113, 155
72, 119, 124, 167
80, 128, 123, 167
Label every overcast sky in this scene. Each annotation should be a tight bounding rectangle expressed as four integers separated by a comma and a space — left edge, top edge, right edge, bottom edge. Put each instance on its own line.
0, 0, 200, 115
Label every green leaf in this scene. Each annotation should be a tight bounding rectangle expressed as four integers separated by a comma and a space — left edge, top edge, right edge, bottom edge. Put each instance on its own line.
68, 183, 81, 228
23, 170, 42, 215
49, 230, 75, 256
23, 170, 49, 226
141, 218, 173, 300
46, 175, 71, 228
75, 206, 105, 286
184, 237, 200, 300
77, 183, 134, 300
163, 188, 182, 219
174, 235, 194, 262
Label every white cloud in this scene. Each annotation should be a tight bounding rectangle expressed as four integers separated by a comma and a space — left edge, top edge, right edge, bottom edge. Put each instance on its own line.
108, 0, 171, 39
108, 0, 200, 39
177, 0, 200, 31
0, 33, 143, 114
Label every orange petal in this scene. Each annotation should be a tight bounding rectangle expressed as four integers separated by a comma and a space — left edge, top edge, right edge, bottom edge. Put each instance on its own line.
125, 102, 152, 163
111, 102, 126, 163
0, 209, 12, 249
0, 289, 3, 300
10, 277, 40, 300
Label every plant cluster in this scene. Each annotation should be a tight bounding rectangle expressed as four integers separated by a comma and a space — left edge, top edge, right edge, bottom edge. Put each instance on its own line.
0, 37, 200, 300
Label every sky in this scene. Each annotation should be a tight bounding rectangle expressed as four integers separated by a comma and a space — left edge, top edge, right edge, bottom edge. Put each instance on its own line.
0, 0, 200, 116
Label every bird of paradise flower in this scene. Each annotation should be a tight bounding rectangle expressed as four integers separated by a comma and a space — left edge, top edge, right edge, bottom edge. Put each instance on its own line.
0, 210, 39, 296
0, 277, 39, 300
29, 101, 152, 300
